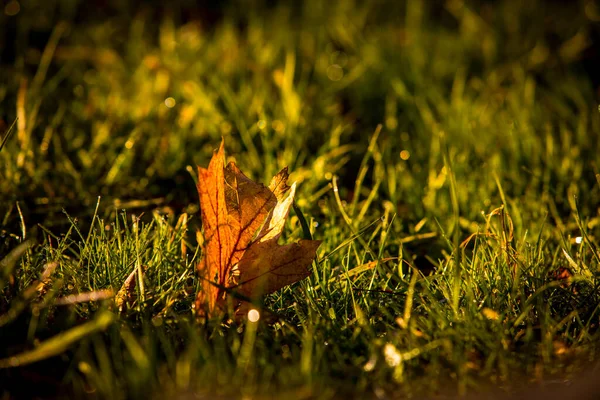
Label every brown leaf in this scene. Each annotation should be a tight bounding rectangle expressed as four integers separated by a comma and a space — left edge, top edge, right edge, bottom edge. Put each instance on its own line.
235, 239, 321, 298
115, 266, 147, 313
268, 167, 291, 200
195, 140, 320, 317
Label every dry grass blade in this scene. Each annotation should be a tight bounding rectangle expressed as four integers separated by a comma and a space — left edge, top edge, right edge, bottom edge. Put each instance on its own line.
115, 266, 147, 313
55, 289, 114, 306
0, 118, 17, 153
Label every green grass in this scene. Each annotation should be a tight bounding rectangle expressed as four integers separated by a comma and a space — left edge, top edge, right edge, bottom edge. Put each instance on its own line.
1, 0, 600, 398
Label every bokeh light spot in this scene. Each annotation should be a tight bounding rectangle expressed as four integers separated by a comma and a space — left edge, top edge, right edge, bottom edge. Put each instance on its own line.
78, 361, 92, 374
384, 343, 401, 367
586, 1, 600, 21
329, 51, 348, 67
400, 150, 410, 160
248, 309, 260, 322
363, 357, 376, 372
327, 65, 344, 81
386, 117, 398, 130
164, 97, 176, 108
4, 1, 20, 16
272, 119, 285, 133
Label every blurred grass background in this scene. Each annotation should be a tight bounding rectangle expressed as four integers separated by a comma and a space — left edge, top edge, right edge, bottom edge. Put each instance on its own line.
1, 0, 600, 398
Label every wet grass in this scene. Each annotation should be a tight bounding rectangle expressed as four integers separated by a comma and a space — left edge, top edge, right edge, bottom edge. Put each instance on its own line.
1, 0, 600, 398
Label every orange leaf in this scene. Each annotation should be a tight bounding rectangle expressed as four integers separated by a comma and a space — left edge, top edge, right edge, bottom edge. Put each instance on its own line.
196, 140, 320, 317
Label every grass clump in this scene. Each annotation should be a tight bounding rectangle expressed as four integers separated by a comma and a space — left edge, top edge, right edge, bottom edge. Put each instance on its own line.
1, 0, 600, 398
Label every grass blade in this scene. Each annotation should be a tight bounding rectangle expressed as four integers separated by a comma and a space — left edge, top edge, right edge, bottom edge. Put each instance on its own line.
0, 311, 116, 368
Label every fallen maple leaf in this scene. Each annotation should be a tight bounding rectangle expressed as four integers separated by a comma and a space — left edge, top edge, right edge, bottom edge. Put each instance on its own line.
195, 140, 321, 317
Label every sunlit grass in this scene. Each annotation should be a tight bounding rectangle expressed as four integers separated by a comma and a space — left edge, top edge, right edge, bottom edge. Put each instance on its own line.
1, 0, 600, 398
